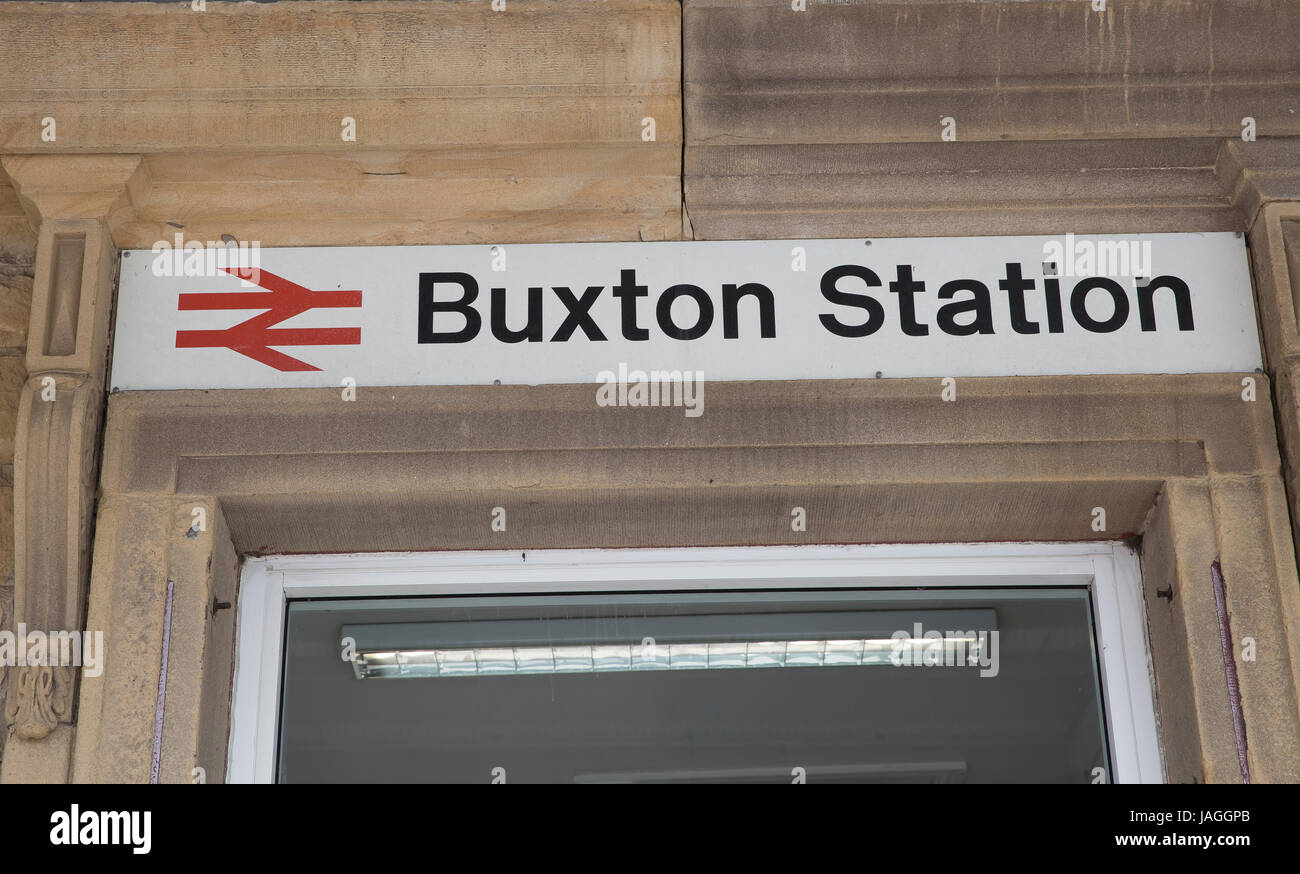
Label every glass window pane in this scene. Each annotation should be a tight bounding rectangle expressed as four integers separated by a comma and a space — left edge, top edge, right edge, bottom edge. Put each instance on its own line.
277, 588, 1109, 783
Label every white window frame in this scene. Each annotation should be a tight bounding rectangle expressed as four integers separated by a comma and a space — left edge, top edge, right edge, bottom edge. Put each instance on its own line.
227, 541, 1163, 784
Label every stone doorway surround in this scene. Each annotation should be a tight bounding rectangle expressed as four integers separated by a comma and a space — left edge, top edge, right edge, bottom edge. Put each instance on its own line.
0, 0, 1298, 783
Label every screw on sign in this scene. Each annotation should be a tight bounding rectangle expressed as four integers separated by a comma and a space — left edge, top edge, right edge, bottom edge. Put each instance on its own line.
174, 268, 362, 371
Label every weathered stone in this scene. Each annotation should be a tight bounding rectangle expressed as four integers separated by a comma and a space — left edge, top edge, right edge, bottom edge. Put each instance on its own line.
0, 1, 683, 247
0, 190, 36, 352
0, 582, 10, 769
685, 0, 1300, 146
683, 0, 1300, 239
0, 356, 22, 464
0, 274, 31, 354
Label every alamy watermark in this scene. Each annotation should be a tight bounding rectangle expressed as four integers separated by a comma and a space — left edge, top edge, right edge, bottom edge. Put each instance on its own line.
890, 623, 999, 678
50, 805, 150, 854
596, 363, 705, 418
150, 233, 261, 279
0, 624, 104, 677
1041, 233, 1152, 279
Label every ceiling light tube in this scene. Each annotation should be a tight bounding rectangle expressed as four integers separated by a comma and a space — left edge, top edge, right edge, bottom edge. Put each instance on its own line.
342, 609, 996, 680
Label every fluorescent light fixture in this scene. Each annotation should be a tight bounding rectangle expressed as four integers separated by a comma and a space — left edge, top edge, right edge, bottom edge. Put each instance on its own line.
342, 609, 996, 680
349, 636, 989, 679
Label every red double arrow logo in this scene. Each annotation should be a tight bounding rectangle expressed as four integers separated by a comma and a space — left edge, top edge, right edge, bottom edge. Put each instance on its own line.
174, 268, 362, 371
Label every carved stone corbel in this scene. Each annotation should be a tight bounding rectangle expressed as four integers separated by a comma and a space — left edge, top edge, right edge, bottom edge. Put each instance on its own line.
8, 370, 102, 739
0, 156, 143, 742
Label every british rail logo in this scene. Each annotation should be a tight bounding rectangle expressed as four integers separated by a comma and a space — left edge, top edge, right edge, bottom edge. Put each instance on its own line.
173, 268, 362, 371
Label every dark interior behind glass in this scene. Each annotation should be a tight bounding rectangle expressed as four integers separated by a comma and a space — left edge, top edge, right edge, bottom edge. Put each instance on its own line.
277, 588, 1110, 783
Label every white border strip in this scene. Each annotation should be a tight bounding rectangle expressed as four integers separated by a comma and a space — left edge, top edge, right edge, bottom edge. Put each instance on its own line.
227, 542, 1164, 784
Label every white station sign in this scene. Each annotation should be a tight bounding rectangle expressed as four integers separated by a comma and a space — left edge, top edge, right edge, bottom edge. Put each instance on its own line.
111, 233, 1260, 390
